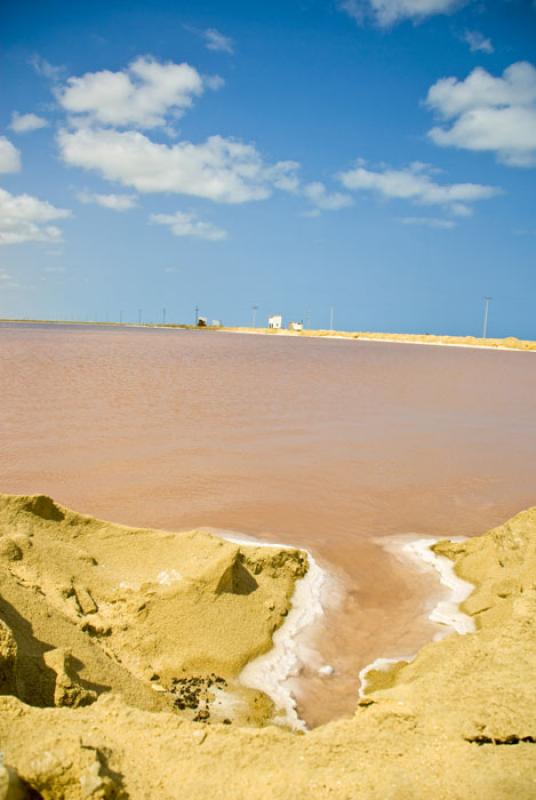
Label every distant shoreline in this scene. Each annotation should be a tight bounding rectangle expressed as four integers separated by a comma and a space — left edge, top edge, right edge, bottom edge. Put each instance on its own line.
2, 317, 536, 353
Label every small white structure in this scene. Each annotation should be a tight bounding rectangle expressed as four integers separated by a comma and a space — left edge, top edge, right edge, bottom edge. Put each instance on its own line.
268, 314, 282, 329
212, 319, 222, 327
288, 321, 303, 332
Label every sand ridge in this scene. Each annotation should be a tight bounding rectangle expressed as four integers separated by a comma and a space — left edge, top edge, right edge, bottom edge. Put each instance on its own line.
221, 326, 536, 352
1, 496, 536, 798
0, 493, 307, 729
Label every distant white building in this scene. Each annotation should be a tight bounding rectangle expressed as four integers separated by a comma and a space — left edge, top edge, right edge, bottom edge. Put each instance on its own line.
288, 321, 303, 332
212, 319, 222, 327
268, 314, 282, 329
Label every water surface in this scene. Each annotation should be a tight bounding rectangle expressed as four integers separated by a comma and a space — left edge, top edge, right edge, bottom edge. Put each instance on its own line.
2, 322, 536, 725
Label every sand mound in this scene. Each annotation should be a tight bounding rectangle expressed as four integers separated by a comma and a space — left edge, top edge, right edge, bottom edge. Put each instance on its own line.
1, 497, 536, 798
0, 493, 306, 726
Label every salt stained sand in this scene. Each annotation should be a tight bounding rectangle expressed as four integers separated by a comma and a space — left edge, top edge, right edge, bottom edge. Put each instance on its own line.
401, 537, 476, 636
239, 548, 328, 730
359, 535, 476, 696
214, 529, 334, 730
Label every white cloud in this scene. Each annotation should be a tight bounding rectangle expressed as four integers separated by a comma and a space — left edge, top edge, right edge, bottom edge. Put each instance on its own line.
450, 202, 473, 217
426, 61, 536, 167
10, 112, 49, 134
338, 159, 499, 214
339, 0, 466, 27
302, 181, 353, 211
462, 30, 493, 54
77, 191, 138, 211
0, 137, 21, 173
204, 28, 234, 54
57, 56, 215, 129
58, 127, 300, 203
399, 216, 457, 229
150, 211, 227, 241
30, 55, 65, 82
0, 187, 71, 245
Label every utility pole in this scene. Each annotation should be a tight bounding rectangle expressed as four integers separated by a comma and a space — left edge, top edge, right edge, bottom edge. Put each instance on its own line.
138, 308, 142, 324
329, 306, 334, 331
195, 306, 199, 325
482, 297, 492, 338
162, 307, 166, 325
252, 305, 258, 327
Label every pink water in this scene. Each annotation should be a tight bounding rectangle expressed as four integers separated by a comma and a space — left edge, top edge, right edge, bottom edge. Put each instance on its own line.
2, 322, 536, 725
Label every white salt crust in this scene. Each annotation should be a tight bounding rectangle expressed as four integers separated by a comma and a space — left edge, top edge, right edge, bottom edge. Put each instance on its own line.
214, 530, 331, 731
358, 536, 475, 697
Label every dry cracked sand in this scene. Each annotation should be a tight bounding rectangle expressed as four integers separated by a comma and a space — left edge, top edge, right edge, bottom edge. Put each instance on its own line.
1, 492, 535, 799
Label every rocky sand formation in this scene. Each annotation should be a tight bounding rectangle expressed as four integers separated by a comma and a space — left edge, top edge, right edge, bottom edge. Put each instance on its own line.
1, 494, 535, 798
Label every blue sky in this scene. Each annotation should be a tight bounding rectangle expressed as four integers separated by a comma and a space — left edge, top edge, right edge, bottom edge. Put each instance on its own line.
1, 0, 535, 335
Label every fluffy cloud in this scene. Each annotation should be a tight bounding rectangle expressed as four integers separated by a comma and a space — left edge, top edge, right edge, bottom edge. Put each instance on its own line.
0, 187, 71, 245
150, 211, 227, 241
426, 61, 536, 167
57, 57, 212, 129
302, 181, 353, 211
58, 127, 300, 203
204, 28, 234, 54
0, 137, 21, 173
10, 112, 49, 133
462, 30, 493, 54
77, 191, 138, 211
339, 0, 466, 26
338, 160, 499, 214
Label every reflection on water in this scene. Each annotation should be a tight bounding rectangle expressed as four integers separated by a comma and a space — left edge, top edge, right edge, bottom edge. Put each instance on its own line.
2, 322, 536, 725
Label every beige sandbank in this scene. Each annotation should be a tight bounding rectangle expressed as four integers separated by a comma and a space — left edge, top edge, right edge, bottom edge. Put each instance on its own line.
1, 495, 536, 799
221, 326, 536, 353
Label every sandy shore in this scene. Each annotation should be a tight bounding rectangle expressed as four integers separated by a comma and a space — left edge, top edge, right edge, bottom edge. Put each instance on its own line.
0, 493, 310, 728
221, 326, 536, 353
1, 497, 536, 798
210, 528, 335, 730
358, 535, 476, 696
2, 318, 536, 353
239, 546, 328, 731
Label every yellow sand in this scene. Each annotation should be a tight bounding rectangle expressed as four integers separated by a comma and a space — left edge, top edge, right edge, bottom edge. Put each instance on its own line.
223, 326, 536, 352
0, 493, 306, 727
1, 495, 536, 799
